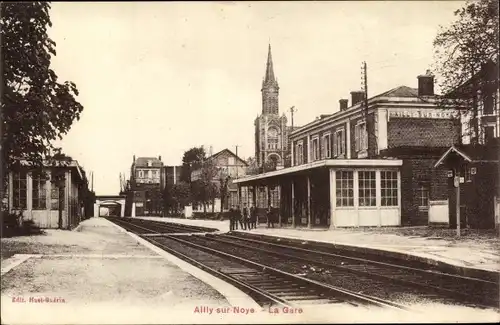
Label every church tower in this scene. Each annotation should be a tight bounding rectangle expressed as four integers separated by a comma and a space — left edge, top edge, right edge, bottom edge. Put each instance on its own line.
262, 44, 279, 115
254, 44, 289, 169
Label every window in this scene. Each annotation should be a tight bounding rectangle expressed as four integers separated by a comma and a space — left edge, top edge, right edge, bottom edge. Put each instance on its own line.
295, 142, 304, 165
381, 171, 398, 206
51, 183, 60, 210
358, 171, 376, 206
336, 171, 354, 207
322, 133, 331, 158
483, 94, 494, 115
333, 128, 346, 157
418, 183, 429, 208
311, 137, 319, 161
147, 160, 152, 167
13, 172, 27, 209
32, 172, 47, 209
138, 170, 143, 178
355, 122, 368, 152
152, 170, 158, 178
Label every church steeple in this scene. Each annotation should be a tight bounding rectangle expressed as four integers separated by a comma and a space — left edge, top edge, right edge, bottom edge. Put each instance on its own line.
261, 43, 279, 115
264, 43, 276, 84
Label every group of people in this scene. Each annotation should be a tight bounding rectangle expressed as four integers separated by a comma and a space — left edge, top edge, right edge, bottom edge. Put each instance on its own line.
228, 203, 276, 231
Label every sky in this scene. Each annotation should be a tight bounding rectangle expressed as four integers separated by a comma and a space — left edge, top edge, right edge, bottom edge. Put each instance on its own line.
48, 1, 465, 195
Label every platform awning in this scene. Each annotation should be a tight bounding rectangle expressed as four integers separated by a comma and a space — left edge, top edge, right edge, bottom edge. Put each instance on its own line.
234, 159, 403, 185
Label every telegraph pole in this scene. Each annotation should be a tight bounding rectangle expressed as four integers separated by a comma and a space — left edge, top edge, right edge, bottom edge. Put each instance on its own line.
361, 61, 378, 154
361, 61, 368, 117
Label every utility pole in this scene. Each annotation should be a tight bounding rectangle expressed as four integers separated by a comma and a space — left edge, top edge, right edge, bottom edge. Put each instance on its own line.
235, 145, 241, 178
361, 61, 378, 154
361, 61, 368, 117
91, 171, 94, 192
289, 106, 296, 128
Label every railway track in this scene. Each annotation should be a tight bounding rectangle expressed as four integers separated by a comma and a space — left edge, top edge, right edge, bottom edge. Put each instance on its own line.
212, 233, 499, 309
106, 217, 411, 310
107, 216, 218, 234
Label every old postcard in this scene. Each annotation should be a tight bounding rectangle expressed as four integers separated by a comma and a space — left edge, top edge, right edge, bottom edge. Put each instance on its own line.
1, 1, 499, 324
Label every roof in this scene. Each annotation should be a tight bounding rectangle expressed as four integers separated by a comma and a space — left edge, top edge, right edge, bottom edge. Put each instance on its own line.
208, 149, 248, 166
234, 159, 402, 185
290, 84, 440, 138
434, 142, 500, 167
376, 86, 418, 98
135, 157, 163, 167
446, 60, 498, 98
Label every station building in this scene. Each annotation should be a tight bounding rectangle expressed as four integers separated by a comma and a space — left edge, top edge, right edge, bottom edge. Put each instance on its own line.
234, 71, 460, 228
4, 159, 91, 229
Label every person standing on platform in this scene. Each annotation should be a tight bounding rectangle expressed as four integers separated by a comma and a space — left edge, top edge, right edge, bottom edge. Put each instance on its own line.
234, 205, 241, 230
267, 205, 275, 228
250, 205, 257, 230
229, 205, 235, 231
241, 203, 249, 230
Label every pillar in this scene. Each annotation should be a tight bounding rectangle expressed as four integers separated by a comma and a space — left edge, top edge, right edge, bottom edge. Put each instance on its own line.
131, 202, 136, 217
267, 185, 271, 208
346, 120, 351, 159
278, 181, 282, 227
307, 175, 311, 228
120, 202, 125, 217
237, 184, 241, 207
94, 203, 100, 218
291, 180, 295, 228
329, 169, 335, 229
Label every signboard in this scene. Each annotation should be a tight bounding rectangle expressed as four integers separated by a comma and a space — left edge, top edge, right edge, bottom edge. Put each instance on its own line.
447, 170, 454, 178
389, 108, 454, 119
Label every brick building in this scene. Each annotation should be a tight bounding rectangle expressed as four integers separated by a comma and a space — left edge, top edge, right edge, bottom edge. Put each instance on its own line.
435, 60, 499, 229
126, 155, 165, 216
235, 71, 460, 227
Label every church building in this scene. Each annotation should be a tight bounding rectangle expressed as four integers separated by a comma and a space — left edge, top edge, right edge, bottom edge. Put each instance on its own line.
254, 44, 291, 170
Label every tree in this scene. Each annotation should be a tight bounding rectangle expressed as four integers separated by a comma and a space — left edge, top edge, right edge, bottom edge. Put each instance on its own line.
1, 2, 84, 171
433, 0, 499, 141
191, 159, 219, 214
180, 146, 206, 183
163, 181, 191, 215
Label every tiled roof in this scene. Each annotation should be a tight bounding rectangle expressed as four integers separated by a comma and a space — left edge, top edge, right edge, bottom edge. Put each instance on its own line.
135, 157, 162, 167
375, 86, 419, 98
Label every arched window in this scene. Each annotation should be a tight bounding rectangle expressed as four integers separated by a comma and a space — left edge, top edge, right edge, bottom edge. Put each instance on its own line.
268, 127, 279, 150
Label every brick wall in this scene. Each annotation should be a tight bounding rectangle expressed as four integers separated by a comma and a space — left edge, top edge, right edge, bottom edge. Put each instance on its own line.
388, 118, 460, 148
399, 157, 449, 225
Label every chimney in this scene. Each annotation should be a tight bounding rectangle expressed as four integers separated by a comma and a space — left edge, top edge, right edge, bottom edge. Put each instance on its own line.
350, 91, 365, 106
339, 99, 348, 111
133, 155, 136, 162
158, 155, 161, 161
417, 70, 434, 96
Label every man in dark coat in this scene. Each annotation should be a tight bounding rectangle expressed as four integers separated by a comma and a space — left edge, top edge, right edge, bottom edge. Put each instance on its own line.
234, 205, 241, 230
249, 205, 257, 230
267, 205, 275, 228
229, 206, 235, 231
241, 203, 249, 230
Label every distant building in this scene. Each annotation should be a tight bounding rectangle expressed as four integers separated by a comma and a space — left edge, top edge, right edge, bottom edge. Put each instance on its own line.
127, 155, 164, 216
4, 159, 91, 229
191, 148, 248, 212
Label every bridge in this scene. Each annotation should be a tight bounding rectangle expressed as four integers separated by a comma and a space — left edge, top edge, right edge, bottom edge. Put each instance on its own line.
94, 195, 126, 217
